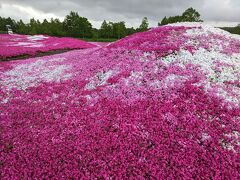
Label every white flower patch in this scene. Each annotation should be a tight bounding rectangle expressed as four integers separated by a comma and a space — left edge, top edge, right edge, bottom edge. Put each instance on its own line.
13, 42, 44, 48
139, 52, 150, 62
168, 22, 239, 38
27, 35, 49, 41
162, 48, 240, 105
0, 58, 72, 90
186, 24, 230, 37
124, 71, 144, 87
213, 87, 240, 105
48, 57, 66, 62
150, 74, 189, 89
162, 48, 240, 83
220, 139, 237, 152
83, 93, 100, 106
162, 74, 188, 87
185, 29, 229, 52
85, 70, 113, 90
201, 133, 211, 141
6, 35, 49, 48
0, 97, 10, 104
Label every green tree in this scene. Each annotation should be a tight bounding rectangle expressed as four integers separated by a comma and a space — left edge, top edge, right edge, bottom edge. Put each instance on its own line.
29, 18, 38, 35
41, 19, 51, 35
112, 21, 126, 39
182, 8, 202, 22
91, 28, 99, 40
159, 16, 167, 26
63, 11, 92, 38
15, 20, 28, 34
63, 11, 79, 37
0, 17, 17, 32
99, 20, 112, 38
126, 27, 136, 36
49, 18, 65, 36
159, 7, 203, 26
138, 17, 149, 32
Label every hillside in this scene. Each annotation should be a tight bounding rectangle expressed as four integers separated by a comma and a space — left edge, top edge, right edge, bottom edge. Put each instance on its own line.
0, 23, 239, 179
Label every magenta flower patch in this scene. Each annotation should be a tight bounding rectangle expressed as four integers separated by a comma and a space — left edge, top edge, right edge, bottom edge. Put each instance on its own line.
0, 34, 96, 59
0, 23, 239, 179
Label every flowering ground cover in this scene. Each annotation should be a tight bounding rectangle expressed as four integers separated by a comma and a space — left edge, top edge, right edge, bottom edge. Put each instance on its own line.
0, 23, 239, 179
0, 34, 96, 59
90, 42, 110, 47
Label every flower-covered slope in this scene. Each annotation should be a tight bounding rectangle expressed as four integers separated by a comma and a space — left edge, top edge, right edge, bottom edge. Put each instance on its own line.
0, 34, 96, 59
0, 23, 239, 179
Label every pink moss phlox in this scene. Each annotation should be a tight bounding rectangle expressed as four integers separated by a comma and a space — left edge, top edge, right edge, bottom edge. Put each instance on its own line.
0, 24, 239, 179
0, 34, 96, 58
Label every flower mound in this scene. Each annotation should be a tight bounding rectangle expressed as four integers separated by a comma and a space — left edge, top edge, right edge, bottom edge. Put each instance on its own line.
0, 23, 239, 179
0, 34, 96, 59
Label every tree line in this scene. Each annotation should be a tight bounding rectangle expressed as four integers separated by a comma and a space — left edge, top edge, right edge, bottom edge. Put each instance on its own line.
158, 8, 202, 25
221, 25, 240, 35
0, 12, 149, 40
1, 8, 238, 40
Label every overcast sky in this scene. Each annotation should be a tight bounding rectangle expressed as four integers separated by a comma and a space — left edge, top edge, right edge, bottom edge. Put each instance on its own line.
0, 0, 239, 28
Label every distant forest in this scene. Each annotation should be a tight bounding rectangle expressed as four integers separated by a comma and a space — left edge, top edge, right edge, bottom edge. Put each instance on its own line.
0, 12, 149, 41
0, 8, 239, 41
221, 26, 240, 35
